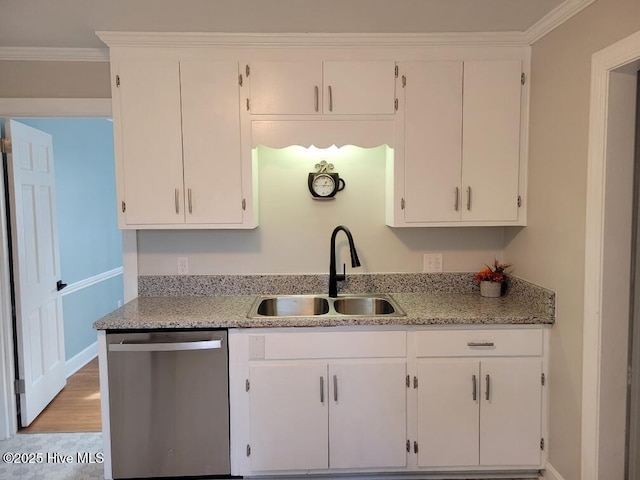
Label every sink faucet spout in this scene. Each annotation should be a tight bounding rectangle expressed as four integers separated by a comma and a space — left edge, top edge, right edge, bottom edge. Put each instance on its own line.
329, 225, 361, 298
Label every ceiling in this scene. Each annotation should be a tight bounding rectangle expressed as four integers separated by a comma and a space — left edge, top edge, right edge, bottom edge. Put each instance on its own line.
0, 0, 566, 49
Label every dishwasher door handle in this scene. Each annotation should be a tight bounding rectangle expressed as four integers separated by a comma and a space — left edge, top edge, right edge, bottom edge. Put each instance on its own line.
109, 338, 223, 352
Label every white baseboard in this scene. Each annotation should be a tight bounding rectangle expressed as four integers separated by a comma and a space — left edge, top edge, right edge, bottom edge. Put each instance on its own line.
542, 463, 566, 480
65, 341, 97, 378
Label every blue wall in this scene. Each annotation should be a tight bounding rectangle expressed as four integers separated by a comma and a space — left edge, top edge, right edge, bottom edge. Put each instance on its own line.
18, 118, 123, 361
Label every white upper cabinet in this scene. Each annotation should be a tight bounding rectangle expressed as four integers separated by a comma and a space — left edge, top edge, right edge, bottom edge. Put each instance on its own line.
112, 58, 255, 229
388, 59, 525, 227
247, 61, 396, 115
461, 60, 522, 223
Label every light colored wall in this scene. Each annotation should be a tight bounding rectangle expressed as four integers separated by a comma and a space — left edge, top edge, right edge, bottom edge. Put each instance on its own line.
503, 0, 640, 478
0, 61, 111, 98
138, 145, 504, 275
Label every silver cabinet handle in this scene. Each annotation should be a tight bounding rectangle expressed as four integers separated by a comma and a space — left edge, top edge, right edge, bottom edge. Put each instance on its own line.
467, 342, 495, 347
314, 85, 319, 112
188, 188, 193, 214
328, 85, 333, 112
175, 188, 180, 214
466, 186, 472, 210
333, 374, 338, 402
472, 374, 477, 401
486, 374, 491, 401
109, 338, 223, 352
320, 376, 324, 403
454, 187, 460, 211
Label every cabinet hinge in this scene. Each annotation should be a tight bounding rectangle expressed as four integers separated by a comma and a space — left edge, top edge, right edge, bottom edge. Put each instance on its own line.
14, 379, 25, 394
116, 75, 120, 88
401, 198, 405, 210
394, 98, 399, 111
238, 74, 243, 87
406, 375, 410, 388
242, 198, 247, 211
245, 65, 250, 77
121, 201, 126, 213
541, 372, 546, 386
517, 195, 522, 208
540, 438, 545, 451
413, 441, 419, 454
406, 439, 410, 452
521, 72, 526, 85
246, 444, 251, 456
413, 376, 418, 389
245, 379, 250, 392
246, 98, 250, 111
402, 75, 406, 88
395, 64, 399, 78
0, 138, 11, 154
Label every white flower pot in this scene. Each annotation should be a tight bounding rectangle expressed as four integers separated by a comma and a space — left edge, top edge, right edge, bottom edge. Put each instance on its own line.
480, 281, 502, 298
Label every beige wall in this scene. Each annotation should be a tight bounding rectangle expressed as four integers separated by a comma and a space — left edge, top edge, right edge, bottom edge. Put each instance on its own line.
504, 0, 640, 478
0, 61, 111, 98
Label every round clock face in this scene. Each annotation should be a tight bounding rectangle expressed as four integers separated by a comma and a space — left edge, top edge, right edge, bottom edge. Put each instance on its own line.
311, 173, 336, 197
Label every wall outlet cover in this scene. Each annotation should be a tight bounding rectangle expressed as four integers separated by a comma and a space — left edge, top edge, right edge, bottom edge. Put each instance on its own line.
177, 257, 189, 275
423, 253, 443, 273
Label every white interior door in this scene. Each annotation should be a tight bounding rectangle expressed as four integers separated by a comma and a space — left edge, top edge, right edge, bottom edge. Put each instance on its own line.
5, 119, 66, 427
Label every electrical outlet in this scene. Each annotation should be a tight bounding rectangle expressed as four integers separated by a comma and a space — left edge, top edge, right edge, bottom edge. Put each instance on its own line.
117, 300, 122, 308
177, 257, 189, 275
423, 253, 443, 273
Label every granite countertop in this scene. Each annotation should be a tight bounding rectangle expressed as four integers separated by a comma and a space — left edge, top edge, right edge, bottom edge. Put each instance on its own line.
93, 291, 554, 330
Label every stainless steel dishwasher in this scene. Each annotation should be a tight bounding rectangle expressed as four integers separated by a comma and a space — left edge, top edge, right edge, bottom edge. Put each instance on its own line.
106, 330, 230, 479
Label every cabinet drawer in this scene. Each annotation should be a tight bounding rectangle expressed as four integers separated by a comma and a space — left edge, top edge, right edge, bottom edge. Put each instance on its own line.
249, 331, 406, 360
416, 329, 542, 357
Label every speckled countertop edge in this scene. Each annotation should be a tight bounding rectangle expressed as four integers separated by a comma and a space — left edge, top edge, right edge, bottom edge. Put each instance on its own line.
94, 279, 555, 330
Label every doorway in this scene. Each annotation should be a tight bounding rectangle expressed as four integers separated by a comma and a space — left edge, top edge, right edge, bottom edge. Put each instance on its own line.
2, 116, 122, 434
582, 30, 640, 480
628, 69, 640, 480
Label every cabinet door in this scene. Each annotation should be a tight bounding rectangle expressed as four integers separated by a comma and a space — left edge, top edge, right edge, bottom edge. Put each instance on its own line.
180, 61, 244, 225
115, 60, 184, 225
249, 61, 322, 114
323, 61, 396, 114
328, 361, 407, 469
480, 359, 542, 466
461, 60, 522, 222
403, 61, 463, 223
417, 359, 479, 467
248, 363, 328, 472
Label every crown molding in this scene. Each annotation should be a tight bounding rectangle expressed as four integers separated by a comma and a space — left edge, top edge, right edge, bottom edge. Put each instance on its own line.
95, 31, 529, 48
525, 0, 596, 44
0, 47, 108, 62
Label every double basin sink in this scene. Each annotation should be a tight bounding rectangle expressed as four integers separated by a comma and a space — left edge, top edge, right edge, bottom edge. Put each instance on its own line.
248, 294, 405, 318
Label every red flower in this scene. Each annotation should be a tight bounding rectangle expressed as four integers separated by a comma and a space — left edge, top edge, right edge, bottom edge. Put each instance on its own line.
474, 260, 511, 283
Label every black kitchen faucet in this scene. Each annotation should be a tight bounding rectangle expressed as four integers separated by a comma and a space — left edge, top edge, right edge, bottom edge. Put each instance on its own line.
328, 225, 361, 297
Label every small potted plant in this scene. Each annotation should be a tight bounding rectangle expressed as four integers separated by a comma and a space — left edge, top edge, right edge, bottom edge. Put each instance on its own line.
474, 260, 511, 298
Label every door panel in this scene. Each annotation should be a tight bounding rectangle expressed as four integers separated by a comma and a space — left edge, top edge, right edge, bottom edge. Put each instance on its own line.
328, 361, 407, 469
480, 358, 542, 466
6, 119, 66, 427
403, 61, 463, 223
417, 359, 479, 467
180, 61, 244, 224
249, 363, 328, 471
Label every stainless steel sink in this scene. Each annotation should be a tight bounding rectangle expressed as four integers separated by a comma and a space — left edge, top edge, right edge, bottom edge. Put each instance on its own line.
248, 294, 405, 318
333, 296, 397, 315
255, 296, 330, 317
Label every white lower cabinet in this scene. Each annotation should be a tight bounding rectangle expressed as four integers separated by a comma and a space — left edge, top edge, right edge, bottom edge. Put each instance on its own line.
415, 328, 544, 470
247, 360, 407, 472
417, 358, 542, 468
229, 327, 547, 477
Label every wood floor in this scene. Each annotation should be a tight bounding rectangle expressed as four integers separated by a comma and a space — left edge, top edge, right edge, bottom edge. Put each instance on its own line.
19, 358, 102, 433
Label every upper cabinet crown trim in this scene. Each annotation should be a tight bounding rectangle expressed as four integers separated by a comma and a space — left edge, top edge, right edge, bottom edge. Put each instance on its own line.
95, 31, 530, 48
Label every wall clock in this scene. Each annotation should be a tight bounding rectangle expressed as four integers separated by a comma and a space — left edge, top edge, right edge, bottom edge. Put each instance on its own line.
308, 161, 345, 199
